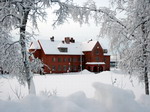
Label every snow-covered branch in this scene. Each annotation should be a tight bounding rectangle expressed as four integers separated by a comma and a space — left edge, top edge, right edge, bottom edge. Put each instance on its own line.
4, 41, 20, 54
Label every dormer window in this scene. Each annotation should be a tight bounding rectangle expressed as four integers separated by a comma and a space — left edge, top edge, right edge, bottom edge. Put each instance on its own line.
58, 47, 68, 52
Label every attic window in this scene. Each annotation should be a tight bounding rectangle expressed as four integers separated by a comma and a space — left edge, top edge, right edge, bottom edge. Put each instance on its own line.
58, 47, 68, 52
103, 49, 108, 53
95, 49, 99, 55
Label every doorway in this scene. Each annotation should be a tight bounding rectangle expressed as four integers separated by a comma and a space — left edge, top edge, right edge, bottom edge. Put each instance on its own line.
93, 66, 98, 72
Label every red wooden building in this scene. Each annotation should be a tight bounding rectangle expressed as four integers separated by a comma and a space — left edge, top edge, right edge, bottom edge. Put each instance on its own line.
29, 37, 110, 73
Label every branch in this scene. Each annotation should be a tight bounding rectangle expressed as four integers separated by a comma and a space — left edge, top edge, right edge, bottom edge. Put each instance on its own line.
0, 14, 20, 23
28, 49, 37, 56
4, 41, 20, 54
50, 1, 139, 42
128, 17, 150, 38
94, 8, 126, 29
43, 63, 51, 71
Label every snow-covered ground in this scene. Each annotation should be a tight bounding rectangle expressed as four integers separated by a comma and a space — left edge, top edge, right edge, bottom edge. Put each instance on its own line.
0, 69, 150, 112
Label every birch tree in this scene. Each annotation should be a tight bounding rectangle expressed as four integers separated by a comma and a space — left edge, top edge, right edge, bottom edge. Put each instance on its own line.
2, 0, 148, 95
99, 0, 150, 95
0, 0, 91, 94
0, 25, 43, 85
57, 0, 150, 95
0, 0, 52, 94
0, 27, 23, 80
0, 0, 47, 94
0, 0, 116, 94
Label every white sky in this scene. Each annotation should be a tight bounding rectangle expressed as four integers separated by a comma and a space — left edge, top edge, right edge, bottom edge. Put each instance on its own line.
13, 0, 110, 48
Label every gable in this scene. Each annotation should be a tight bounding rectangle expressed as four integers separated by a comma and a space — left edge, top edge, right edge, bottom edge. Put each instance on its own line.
82, 41, 97, 51
92, 42, 103, 53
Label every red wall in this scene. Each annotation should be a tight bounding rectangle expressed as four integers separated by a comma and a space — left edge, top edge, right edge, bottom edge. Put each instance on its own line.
91, 42, 104, 62
83, 42, 110, 72
29, 49, 42, 59
104, 55, 110, 71
31, 48, 83, 73
42, 55, 82, 73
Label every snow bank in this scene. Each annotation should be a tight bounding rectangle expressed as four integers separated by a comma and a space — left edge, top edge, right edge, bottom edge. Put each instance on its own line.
80, 69, 92, 74
93, 82, 146, 112
0, 83, 149, 112
138, 95, 150, 111
0, 70, 145, 100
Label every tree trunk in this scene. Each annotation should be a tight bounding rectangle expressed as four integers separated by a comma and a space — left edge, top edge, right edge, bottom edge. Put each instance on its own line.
142, 25, 149, 95
20, 8, 35, 94
144, 69, 149, 95
143, 39, 149, 95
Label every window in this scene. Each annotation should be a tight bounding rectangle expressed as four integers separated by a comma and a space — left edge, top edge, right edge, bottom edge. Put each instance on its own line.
95, 49, 99, 55
58, 65, 61, 71
58, 58, 62, 62
52, 57, 56, 62
68, 58, 72, 62
52, 65, 55, 71
73, 66, 77, 71
73, 58, 76, 62
58, 48, 68, 52
78, 57, 82, 62
95, 57, 100, 61
63, 65, 67, 71
63, 58, 67, 62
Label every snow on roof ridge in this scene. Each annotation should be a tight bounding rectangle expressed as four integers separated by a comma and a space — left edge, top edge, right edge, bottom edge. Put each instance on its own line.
38, 39, 83, 55
29, 40, 41, 49
82, 40, 97, 51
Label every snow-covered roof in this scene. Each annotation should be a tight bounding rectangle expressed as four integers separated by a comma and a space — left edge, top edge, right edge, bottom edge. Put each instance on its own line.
30, 41, 41, 49
104, 54, 111, 56
39, 40, 83, 55
29, 39, 109, 55
82, 41, 97, 51
82, 40, 108, 52
86, 62, 105, 65
111, 55, 120, 61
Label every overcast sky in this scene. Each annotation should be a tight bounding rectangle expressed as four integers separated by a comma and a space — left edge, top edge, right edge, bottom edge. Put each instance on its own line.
13, 0, 110, 48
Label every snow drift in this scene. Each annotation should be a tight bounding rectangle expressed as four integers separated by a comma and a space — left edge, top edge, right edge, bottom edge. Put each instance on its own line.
0, 82, 150, 112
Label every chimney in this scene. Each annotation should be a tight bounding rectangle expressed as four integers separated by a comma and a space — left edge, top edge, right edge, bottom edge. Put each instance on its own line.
50, 36, 54, 42
70, 37, 75, 43
65, 37, 70, 44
